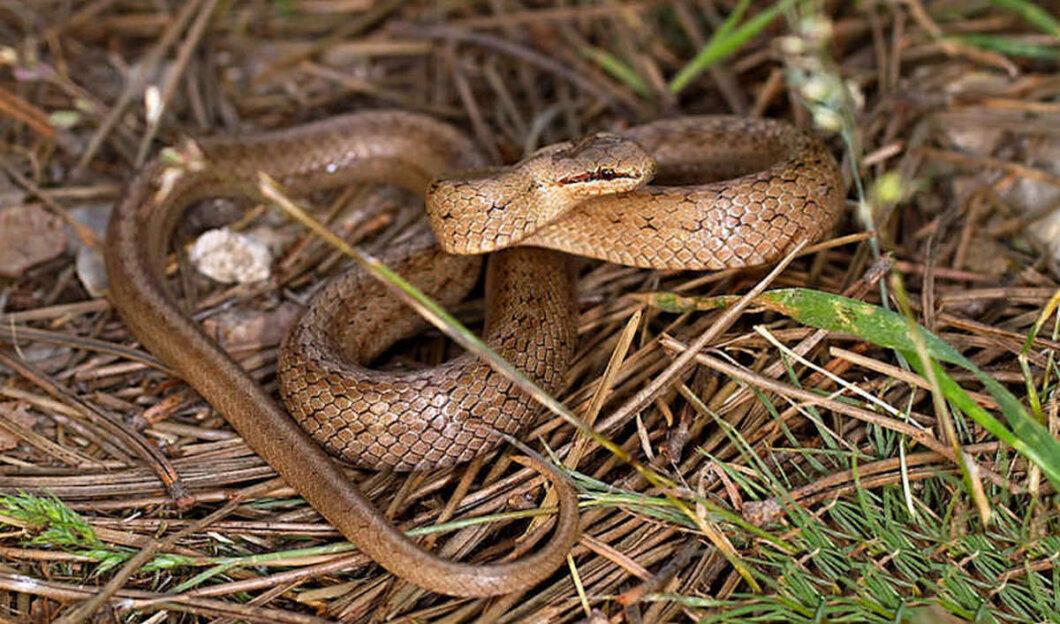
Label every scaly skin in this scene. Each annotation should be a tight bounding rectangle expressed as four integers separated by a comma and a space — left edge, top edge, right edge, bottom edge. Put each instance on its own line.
428, 117, 843, 268
279, 245, 576, 471
105, 111, 842, 597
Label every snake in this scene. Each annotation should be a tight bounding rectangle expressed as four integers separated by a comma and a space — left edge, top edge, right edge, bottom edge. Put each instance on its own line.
105, 111, 843, 597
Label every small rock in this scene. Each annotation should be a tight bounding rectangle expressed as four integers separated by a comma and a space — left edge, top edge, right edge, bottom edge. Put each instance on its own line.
68, 203, 113, 296
75, 244, 108, 298
0, 204, 67, 277
0, 169, 25, 207
1002, 136, 1060, 278
189, 227, 272, 284
0, 341, 73, 374
962, 232, 1013, 277
66, 202, 113, 294
202, 302, 302, 350
944, 125, 1004, 156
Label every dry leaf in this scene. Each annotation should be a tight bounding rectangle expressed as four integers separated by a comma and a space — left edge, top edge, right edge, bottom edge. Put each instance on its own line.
0, 204, 67, 278
0, 402, 37, 451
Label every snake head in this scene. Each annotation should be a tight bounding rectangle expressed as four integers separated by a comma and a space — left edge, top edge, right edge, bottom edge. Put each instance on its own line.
425, 133, 657, 255
526, 133, 656, 199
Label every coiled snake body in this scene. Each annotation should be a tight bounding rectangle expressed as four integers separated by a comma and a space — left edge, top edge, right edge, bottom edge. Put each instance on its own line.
106, 111, 842, 596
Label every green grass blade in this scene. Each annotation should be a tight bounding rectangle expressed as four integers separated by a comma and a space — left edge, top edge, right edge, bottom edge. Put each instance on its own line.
669, 0, 795, 95
581, 46, 649, 96
713, 0, 753, 40
0, 491, 102, 549
989, 0, 1060, 37
763, 288, 1060, 486
950, 34, 1060, 60
639, 287, 1060, 486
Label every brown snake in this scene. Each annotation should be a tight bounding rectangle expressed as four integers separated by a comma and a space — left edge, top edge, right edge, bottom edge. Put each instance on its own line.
105, 111, 842, 596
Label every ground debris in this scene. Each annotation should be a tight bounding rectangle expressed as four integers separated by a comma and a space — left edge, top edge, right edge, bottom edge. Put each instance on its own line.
1, 1, 1058, 623
0, 204, 66, 278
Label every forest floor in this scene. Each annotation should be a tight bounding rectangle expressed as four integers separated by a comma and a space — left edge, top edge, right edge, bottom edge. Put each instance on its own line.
2, 1, 1060, 622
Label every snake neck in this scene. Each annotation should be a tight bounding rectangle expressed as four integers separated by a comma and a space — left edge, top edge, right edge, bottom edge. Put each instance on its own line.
425, 168, 556, 254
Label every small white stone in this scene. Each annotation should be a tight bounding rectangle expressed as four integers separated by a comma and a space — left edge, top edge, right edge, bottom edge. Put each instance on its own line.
144, 85, 163, 125
189, 228, 271, 284
76, 244, 108, 298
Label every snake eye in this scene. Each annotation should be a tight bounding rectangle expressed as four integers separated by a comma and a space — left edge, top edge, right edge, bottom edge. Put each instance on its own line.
558, 168, 628, 186
524, 134, 655, 198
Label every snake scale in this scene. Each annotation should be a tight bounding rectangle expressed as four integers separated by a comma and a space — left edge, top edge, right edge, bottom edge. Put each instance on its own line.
106, 111, 843, 596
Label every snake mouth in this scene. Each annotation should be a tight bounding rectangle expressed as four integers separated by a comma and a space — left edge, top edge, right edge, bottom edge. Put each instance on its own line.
558, 168, 634, 186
